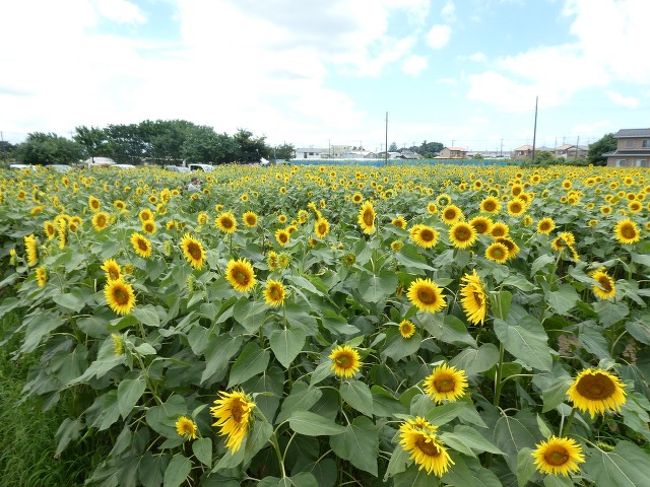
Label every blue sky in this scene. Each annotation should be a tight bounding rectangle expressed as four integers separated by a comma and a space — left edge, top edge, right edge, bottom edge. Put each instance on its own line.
1, 0, 648, 151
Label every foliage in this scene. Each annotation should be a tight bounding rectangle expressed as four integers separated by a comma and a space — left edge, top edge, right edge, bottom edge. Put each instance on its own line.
409, 140, 444, 158
0, 163, 649, 486
389, 142, 398, 152
273, 143, 295, 161
15, 132, 85, 165
588, 133, 617, 166
0, 141, 16, 161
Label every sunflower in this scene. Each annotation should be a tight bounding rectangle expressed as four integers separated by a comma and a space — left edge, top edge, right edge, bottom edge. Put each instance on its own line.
566, 368, 626, 417
275, 229, 290, 246
139, 208, 153, 223
35, 266, 47, 287
264, 279, 286, 307
410, 224, 439, 248
277, 214, 288, 224
469, 216, 492, 235
590, 268, 616, 300
44, 221, 56, 240
399, 319, 416, 339
130, 232, 152, 258
210, 390, 255, 453
314, 218, 330, 238
537, 217, 555, 235
628, 200, 642, 213
407, 278, 446, 313
507, 199, 525, 216
485, 242, 509, 264
399, 418, 453, 477
329, 345, 362, 378
423, 363, 468, 403
180, 234, 206, 270
216, 212, 237, 234
104, 279, 136, 315
495, 237, 520, 259
426, 202, 438, 214
392, 215, 407, 229
24, 234, 38, 267
197, 211, 209, 226
267, 251, 279, 271
449, 222, 477, 249
391, 240, 403, 252
101, 259, 122, 281
92, 212, 109, 231
440, 204, 463, 225
614, 218, 640, 244
243, 211, 258, 228
111, 333, 124, 356
142, 220, 157, 234
358, 200, 376, 234
225, 258, 256, 293
352, 192, 363, 204
460, 270, 487, 325
113, 199, 126, 211
490, 222, 509, 238
532, 436, 585, 477
480, 196, 501, 213
175, 416, 198, 440
88, 195, 101, 212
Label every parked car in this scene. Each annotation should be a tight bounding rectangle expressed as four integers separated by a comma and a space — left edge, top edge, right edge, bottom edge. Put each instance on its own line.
9, 164, 36, 171
188, 163, 215, 172
113, 164, 136, 170
166, 165, 191, 173
49, 164, 73, 173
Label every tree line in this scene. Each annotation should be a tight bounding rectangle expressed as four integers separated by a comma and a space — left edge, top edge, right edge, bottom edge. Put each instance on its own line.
0, 120, 296, 165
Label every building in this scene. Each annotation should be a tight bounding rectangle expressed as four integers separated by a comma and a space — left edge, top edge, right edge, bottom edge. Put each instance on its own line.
294, 147, 329, 159
438, 147, 467, 158
398, 150, 422, 159
604, 129, 650, 167
512, 145, 533, 158
554, 144, 588, 159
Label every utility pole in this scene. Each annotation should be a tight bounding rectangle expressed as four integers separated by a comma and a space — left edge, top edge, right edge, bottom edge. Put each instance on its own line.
451, 139, 455, 147
328, 139, 331, 159
385, 111, 388, 166
575, 135, 580, 162
499, 138, 503, 157
531, 96, 539, 164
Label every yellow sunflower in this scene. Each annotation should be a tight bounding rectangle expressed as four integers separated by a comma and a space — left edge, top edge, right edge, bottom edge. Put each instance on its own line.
590, 268, 616, 300
111, 333, 124, 356
88, 195, 101, 212
485, 242, 509, 264
24, 234, 38, 267
614, 218, 640, 245
566, 368, 626, 417
329, 345, 362, 379
480, 196, 501, 214
216, 212, 238, 234
426, 202, 438, 214
210, 390, 255, 453
35, 266, 47, 287
449, 222, 477, 249
275, 229, 290, 246
490, 222, 509, 238
267, 251, 279, 271
423, 363, 468, 403
180, 233, 206, 270
537, 217, 555, 235
440, 204, 463, 225
243, 211, 258, 228
225, 258, 256, 293
358, 200, 376, 234
392, 215, 407, 229
495, 237, 520, 260
407, 278, 446, 313
139, 208, 153, 223
410, 224, 439, 248
399, 418, 453, 477
532, 436, 585, 477
399, 319, 416, 339
101, 259, 122, 281
507, 199, 525, 216
175, 416, 198, 440
264, 279, 286, 307
104, 279, 136, 315
460, 270, 487, 325
92, 211, 110, 231
130, 232, 152, 259
43, 221, 56, 240
314, 218, 330, 238
469, 216, 492, 235
142, 220, 157, 234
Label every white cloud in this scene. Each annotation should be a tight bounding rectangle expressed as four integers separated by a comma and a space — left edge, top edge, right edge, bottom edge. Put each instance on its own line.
441, 1, 456, 22
401, 55, 428, 75
425, 24, 451, 50
468, 52, 487, 63
94, 0, 146, 24
606, 91, 640, 108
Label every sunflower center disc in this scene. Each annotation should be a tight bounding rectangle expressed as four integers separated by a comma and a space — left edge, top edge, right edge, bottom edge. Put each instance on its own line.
418, 289, 436, 305
621, 225, 635, 239
188, 243, 201, 259
544, 448, 569, 466
434, 377, 455, 392
415, 437, 440, 457
575, 373, 615, 400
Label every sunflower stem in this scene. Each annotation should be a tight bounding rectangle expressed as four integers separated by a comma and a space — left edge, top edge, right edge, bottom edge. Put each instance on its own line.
493, 342, 505, 407
561, 408, 576, 436
269, 433, 286, 478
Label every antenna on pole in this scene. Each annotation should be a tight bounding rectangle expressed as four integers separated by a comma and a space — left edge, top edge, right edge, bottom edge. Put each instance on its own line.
531, 96, 539, 164
385, 112, 388, 166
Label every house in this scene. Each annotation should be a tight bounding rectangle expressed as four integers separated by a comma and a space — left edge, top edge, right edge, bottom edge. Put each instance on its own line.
294, 147, 329, 159
438, 147, 467, 159
554, 144, 588, 159
398, 150, 422, 159
512, 145, 533, 158
603, 129, 650, 167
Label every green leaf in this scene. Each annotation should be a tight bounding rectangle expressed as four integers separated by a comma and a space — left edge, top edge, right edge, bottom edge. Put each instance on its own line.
450, 343, 499, 375
501, 274, 536, 292
583, 441, 650, 487
442, 453, 502, 487
163, 454, 192, 487
543, 474, 573, 487
384, 447, 410, 480
579, 324, 611, 360
516, 448, 536, 487
531, 254, 555, 275
132, 305, 161, 327
227, 342, 270, 388
201, 334, 242, 384
117, 376, 146, 418
55, 418, 82, 457
422, 315, 476, 347
494, 317, 553, 371
626, 317, 650, 345
492, 410, 542, 472
393, 465, 438, 486
330, 416, 379, 476
541, 378, 571, 413
358, 271, 398, 303
547, 284, 579, 315
288, 411, 346, 436
192, 437, 212, 467
440, 425, 504, 456
244, 420, 273, 462
382, 330, 422, 362
232, 299, 267, 333
53, 292, 85, 312
276, 382, 322, 424
340, 379, 373, 416
269, 327, 306, 369
490, 290, 512, 320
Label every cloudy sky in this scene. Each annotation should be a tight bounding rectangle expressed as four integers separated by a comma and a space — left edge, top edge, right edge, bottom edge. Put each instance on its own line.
1, 0, 648, 151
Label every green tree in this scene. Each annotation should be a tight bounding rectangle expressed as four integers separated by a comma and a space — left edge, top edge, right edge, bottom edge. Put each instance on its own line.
73, 126, 109, 157
181, 127, 239, 164
588, 133, 616, 166
274, 143, 295, 160
389, 142, 398, 152
0, 141, 16, 161
233, 129, 271, 163
409, 140, 444, 158
15, 133, 84, 165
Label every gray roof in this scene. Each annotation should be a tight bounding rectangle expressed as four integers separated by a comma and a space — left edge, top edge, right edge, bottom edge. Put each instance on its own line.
603, 150, 650, 157
614, 128, 650, 138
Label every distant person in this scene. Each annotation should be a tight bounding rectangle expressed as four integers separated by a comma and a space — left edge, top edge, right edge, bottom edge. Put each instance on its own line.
187, 177, 202, 193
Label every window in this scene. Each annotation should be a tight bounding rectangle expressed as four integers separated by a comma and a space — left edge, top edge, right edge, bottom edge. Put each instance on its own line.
642, 139, 650, 148
641, 160, 650, 168
617, 159, 631, 167
625, 140, 633, 148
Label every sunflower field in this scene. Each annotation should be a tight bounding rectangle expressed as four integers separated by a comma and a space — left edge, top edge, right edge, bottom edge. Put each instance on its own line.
0, 164, 649, 487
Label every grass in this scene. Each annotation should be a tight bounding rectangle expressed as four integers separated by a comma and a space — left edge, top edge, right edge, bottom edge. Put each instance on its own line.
0, 311, 105, 487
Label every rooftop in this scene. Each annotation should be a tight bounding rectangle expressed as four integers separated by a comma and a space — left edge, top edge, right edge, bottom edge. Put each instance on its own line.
614, 128, 650, 138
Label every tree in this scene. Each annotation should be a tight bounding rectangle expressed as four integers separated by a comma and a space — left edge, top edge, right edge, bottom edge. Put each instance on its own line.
74, 126, 110, 157
233, 129, 271, 163
15, 132, 84, 165
409, 140, 444, 158
274, 143, 295, 160
389, 142, 398, 152
588, 133, 616, 166
0, 141, 16, 161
